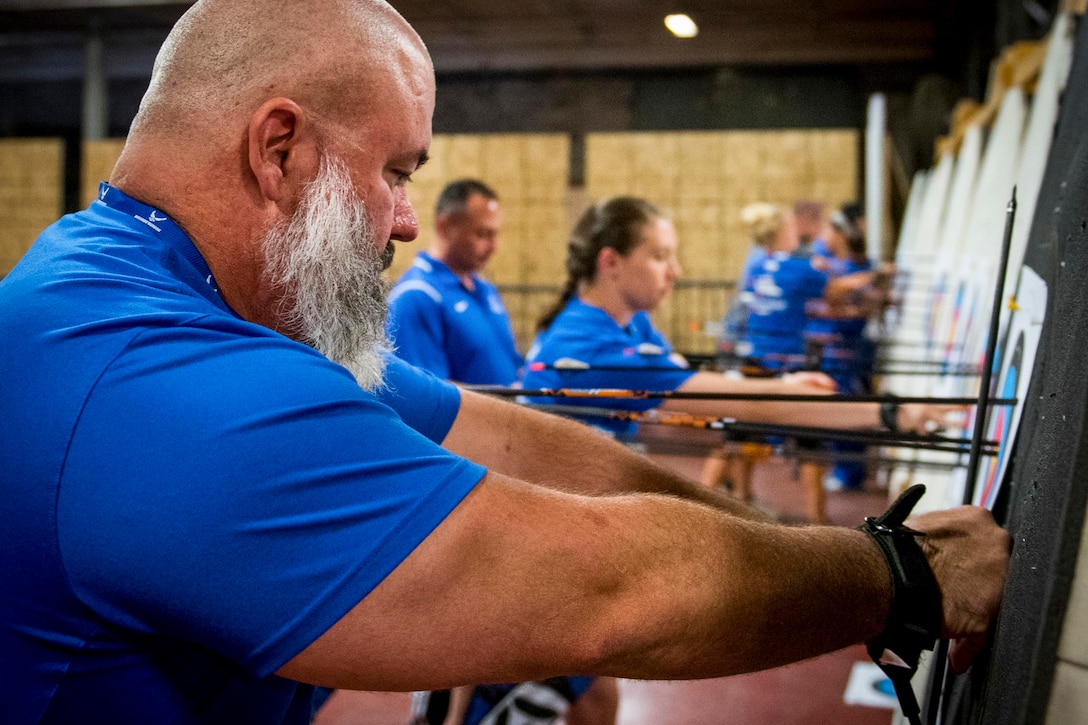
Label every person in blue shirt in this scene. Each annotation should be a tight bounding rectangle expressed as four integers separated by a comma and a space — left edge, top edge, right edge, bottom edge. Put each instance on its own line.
526, 198, 833, 433
732, 203, 905, 505
388, 179, 523, 385
714, 201, 818, 511
387, 182, 601, 725
805, 209, 881, 392
805, 208, 896, 491
523, 197, 947, 523
740, 203, 832, 373
715, 204, 772, 369
0, 3, 1010, 723
733, 202, 887, 517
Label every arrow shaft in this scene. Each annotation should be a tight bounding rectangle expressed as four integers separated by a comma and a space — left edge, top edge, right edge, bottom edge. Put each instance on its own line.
468, 385, 1015, 407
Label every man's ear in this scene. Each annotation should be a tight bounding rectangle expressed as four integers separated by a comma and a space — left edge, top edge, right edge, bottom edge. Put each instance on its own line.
597, 246, 620, 275
434, 213, 451, 238
247, 97, 319, 204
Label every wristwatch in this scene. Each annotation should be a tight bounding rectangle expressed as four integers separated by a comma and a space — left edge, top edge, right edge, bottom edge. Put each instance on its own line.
879, 395, 901, 432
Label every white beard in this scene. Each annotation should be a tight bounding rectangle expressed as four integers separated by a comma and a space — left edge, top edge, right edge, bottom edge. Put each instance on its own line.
261, 155, 393, 391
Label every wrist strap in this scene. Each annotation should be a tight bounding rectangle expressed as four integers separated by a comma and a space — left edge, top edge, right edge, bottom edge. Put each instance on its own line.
880, 395, 900, 432
860, 484, 942, 724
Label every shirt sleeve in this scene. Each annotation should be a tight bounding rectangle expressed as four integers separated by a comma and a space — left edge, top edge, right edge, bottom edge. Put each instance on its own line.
378, 354, 462, 443
387, 287, 452, 379
57, 326, 486, 677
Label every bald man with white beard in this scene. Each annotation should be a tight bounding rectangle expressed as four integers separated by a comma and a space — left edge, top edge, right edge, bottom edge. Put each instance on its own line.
0, 1, 1009, 723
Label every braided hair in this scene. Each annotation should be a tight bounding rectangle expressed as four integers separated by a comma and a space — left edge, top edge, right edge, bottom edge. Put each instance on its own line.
536, 196, 662, 332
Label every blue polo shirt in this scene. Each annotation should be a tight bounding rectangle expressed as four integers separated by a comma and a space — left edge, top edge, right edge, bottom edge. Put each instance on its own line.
805, 257, 873, 341
806, 257, 876, 386
0, 184, 485, 724
523, 298, 696, 437
740, 246, 768, 289
743, 251, 828, 368
388, 252, 523, 385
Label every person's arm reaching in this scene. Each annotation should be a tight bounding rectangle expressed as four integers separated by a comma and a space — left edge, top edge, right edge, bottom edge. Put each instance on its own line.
669, 371, 955, 433
444, 387, 768, 519
814, 272, 887, 320
278, 471, 1009, 691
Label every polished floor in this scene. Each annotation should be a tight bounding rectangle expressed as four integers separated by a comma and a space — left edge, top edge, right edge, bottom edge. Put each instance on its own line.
314, 435, 899, 725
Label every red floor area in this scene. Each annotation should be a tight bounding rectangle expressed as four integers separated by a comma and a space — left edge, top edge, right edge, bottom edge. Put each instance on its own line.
314, 435, 900, 725
615, 646, 890, 725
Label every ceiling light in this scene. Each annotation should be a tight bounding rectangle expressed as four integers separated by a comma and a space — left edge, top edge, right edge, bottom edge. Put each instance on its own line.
664, 13, 698, 38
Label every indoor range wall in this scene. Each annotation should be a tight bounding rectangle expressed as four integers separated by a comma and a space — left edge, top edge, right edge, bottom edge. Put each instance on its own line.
0, 139, 64, 277
0, 129, 858, 355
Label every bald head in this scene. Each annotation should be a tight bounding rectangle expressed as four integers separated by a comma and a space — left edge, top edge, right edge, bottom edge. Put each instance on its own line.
130, 0, 430, 140
110, 0, 435, 339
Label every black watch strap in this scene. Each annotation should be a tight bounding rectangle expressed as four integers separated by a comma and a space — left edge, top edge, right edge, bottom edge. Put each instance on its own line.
880, 395, 901, 432
860, 484, 943, 724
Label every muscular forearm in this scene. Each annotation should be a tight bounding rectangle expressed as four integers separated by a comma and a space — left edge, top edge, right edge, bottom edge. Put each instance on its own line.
586, 495, 892, 678
280, 476, 891, 689
445, 388, 767, 519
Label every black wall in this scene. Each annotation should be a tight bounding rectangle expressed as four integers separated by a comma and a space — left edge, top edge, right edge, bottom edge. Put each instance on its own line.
943, 12, 1088, 725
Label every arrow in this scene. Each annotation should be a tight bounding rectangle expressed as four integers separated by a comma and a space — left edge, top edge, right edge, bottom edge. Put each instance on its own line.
468, 385, 1015, 407
518, 402, 999, 455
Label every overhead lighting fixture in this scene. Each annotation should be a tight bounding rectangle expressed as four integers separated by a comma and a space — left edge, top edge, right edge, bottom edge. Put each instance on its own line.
664, 13, 698, 38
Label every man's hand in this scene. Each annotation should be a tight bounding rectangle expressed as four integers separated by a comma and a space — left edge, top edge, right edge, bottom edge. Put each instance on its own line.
908, 505, 1011, 672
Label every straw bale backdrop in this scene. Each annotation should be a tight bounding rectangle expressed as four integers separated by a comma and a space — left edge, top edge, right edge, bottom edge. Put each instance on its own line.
1, 130, 858, 355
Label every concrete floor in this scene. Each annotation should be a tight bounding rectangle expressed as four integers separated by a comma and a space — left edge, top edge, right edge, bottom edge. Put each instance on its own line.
314, 432, 901, 725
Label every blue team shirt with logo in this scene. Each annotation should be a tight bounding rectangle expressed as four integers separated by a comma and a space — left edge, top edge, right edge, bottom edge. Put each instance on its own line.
0, 184, 484, 724
523, 298, 696, 437
742, 251, 828, 368
388, 251, 523, 385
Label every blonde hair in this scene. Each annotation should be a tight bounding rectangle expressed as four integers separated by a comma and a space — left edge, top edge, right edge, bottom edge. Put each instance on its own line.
740, 203, 786, 249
